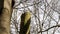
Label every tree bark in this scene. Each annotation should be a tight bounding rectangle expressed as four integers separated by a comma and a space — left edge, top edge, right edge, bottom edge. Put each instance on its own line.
0, 0, 12, 34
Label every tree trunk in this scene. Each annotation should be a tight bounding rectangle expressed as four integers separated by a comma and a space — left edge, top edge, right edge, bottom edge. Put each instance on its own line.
19, 11, 31, 34
0, 0, 12, 34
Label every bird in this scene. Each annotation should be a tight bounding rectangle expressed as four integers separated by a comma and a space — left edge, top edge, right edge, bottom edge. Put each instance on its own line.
20, 11, 31, 34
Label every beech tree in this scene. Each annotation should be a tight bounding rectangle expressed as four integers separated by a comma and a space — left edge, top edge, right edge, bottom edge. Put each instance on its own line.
0, 0, 12, 34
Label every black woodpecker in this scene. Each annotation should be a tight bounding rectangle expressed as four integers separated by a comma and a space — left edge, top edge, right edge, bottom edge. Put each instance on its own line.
20, 11, 31, 34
